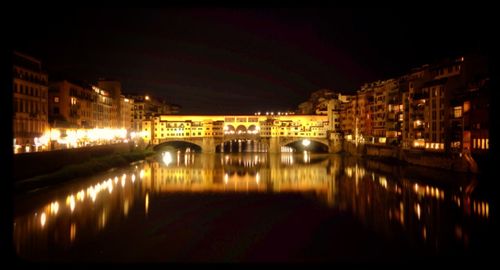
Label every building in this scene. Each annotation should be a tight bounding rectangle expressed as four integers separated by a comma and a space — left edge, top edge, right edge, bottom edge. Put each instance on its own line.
385, 79, 403, 145
401, 55, 489, 153
340, 95, 358, 142
125, 93, 179, 132
357, 84, 374, 143
447, 56, 490, 157
401, 65, 431, 149
49, 80, 94, 129
97, 79, 122, 129
13, 51, 49, 153
91, 85, 113, 128
120, 95, 134, 131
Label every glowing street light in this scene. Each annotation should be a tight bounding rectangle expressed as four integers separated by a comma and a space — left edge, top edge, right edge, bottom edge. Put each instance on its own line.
302, 139, 311, 147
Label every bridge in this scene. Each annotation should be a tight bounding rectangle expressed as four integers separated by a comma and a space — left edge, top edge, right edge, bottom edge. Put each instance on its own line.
143, 114, 342, 153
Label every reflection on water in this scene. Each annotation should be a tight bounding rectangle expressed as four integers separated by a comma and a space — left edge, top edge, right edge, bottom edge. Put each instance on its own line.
13, 152, 493, 259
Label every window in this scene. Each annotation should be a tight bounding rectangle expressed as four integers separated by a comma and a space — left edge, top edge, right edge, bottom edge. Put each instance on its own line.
453, 106, 462, 118
54, 97, 60, 103
463, 101, 470, 113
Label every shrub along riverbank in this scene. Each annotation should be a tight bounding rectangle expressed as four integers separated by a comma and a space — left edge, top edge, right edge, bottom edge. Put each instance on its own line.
14, 149, 156, 194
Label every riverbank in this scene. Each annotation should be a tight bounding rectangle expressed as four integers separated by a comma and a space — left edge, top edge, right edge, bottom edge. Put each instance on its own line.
343, 141, 478, 173
13, 149, 156, 194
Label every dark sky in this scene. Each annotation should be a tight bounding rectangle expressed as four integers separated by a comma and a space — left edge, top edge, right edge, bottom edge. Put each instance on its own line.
12, 8, 491, 114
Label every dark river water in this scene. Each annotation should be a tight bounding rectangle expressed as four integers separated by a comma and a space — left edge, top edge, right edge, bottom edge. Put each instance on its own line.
13, 152, 496, 262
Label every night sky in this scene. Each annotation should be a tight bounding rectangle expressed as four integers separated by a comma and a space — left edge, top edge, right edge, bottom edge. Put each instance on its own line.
12, 8, 491, 114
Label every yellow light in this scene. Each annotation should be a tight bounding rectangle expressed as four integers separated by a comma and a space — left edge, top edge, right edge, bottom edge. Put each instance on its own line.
140, 169, 145, 179
70, 223, 76, 242
40, 213, 46, 227
124, 200, 129, 216
69, 196, 75, 213
145, 95, 150, 100
302, 139, 311, 147
132, 174, 136, 182
50, 202, 59, 215
50, 129, 61, 140
77, 190, 85, 201
145, 193, 149, 215
162, 152, 172, 166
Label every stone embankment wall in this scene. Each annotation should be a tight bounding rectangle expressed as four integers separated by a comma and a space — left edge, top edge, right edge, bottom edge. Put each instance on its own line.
342, 141, 474, 173
13, 143, 134, 181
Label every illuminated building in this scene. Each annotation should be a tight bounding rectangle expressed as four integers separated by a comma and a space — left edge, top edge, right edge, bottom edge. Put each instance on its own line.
120, 96, 134, 131
12, 51, 49, 153
125, 93, 180, 132
97, 80, 123, 129
357, 84, 374, 142
49, 80, 94, 129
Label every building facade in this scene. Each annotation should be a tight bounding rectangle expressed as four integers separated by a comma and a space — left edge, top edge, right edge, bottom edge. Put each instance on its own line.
13, 51, 49, 153
49, 80, 94, 129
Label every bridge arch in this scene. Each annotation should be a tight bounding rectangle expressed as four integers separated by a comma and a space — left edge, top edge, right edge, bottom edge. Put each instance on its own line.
235, 125, 247, 135
281, 138, 330, 153
153, 139, 203, 152
224, 125, 236, 135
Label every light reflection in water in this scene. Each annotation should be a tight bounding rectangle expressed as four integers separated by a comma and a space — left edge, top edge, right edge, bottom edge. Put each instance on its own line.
70, 223, 76, 243
13, 152, 492, 259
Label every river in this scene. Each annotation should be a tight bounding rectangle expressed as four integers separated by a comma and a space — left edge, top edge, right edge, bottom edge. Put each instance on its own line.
13, 152, 495, 262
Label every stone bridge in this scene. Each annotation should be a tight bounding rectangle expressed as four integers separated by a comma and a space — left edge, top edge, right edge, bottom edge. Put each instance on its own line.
145, 114, 341, 153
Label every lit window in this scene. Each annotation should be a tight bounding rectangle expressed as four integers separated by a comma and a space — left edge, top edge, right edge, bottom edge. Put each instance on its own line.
486, 139, 489, 149
54, 97, 59, 103
473, 138, 476, 149
463, 101, 470, 113
454, 106, 462, 118
482, 139, 485, 150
